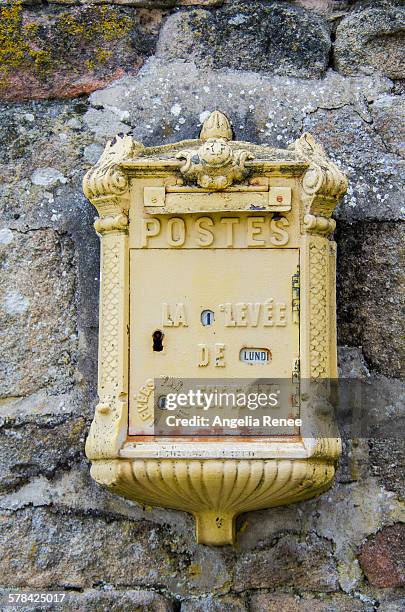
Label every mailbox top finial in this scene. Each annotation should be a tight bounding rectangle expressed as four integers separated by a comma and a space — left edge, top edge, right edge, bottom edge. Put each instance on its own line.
200, 110, 233, 142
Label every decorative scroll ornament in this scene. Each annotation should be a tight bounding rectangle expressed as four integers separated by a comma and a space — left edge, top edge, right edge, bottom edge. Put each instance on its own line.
83, 134, 138, 203
83, 134, 143, 232
291, 133, 348, 234
176, 111, 254, 190
303, 214, 336, 235
93, 213, 128, 235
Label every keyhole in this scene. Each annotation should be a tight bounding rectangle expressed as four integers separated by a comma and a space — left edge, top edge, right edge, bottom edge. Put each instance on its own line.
152, 330, 164, 352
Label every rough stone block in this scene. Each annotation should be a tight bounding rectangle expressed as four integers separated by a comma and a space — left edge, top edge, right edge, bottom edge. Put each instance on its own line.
249, 592, 367, 612
336, 221, 404, 377
0, 100, 101, 390
303, 103, 405, 221
338, 346, 370, 379
358, 523, 405, 588
0, 4, 163, 100
302, 476, 404, 593
71, 589, 174, 611
0, 229, 77, 397
0, 392, 87, 493
369, 438, 405, 501
0, 588, 174, 611
181, 595, 247, 611
334, 6, 405, 79
156, 2, 331, 78
376, 594, 405, 612
294, 0, 352, 17
233, 533, 339, 592
0, 507, 230, 595
371, 94, 405, 159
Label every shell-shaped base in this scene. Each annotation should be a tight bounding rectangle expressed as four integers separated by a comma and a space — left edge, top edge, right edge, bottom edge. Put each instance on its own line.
90, 458, 336, 545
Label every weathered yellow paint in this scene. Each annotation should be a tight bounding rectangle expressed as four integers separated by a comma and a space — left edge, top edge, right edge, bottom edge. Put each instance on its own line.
83, 111, 348, 545
129, 248, 299, 434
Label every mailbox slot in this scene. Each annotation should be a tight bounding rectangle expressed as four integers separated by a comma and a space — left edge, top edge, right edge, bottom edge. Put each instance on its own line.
144, 185, 292, 214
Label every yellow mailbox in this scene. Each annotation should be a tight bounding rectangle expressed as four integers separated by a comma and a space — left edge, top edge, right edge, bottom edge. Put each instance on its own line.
83, 111, 348, 545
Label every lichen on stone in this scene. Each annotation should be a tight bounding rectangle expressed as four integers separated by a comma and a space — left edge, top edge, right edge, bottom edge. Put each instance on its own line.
0, 3, 149, 99
56, 6, 132, 44
0, 0, 51, 79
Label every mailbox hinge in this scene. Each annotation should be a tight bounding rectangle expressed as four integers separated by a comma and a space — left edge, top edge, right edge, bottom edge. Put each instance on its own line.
292, 358, 300, 383
292, 266, 300, 324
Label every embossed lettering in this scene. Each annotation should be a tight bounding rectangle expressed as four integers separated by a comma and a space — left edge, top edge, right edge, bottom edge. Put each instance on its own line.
277, 303, 287, 326
270, 217, 289, 246
162, 303, 188, 327
167, 217, 186, 247
196, 216, 214, 246
220, 303, 236, 327
198, 344, 209, 367
220, 217, 239, 247
247, 216, 265, 246
162, 303, 173, 327
235, 302, 248, 326
215, 343, 226, 367
247, 303, 261, 327
139, 216, 291, 248
263, 299, 274, 326
141, 218, 160, 247
220, 300, 287, 327
174, 303, 188, 326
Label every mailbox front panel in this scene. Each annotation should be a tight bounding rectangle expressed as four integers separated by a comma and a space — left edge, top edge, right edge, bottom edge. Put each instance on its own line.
129, 246, 299, 434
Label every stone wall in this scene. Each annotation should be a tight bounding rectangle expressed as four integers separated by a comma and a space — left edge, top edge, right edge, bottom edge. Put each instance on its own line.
0, 0, 404, 610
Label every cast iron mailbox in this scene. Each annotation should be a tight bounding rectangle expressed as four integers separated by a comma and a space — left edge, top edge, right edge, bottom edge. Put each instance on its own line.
83, 111, 348, 545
